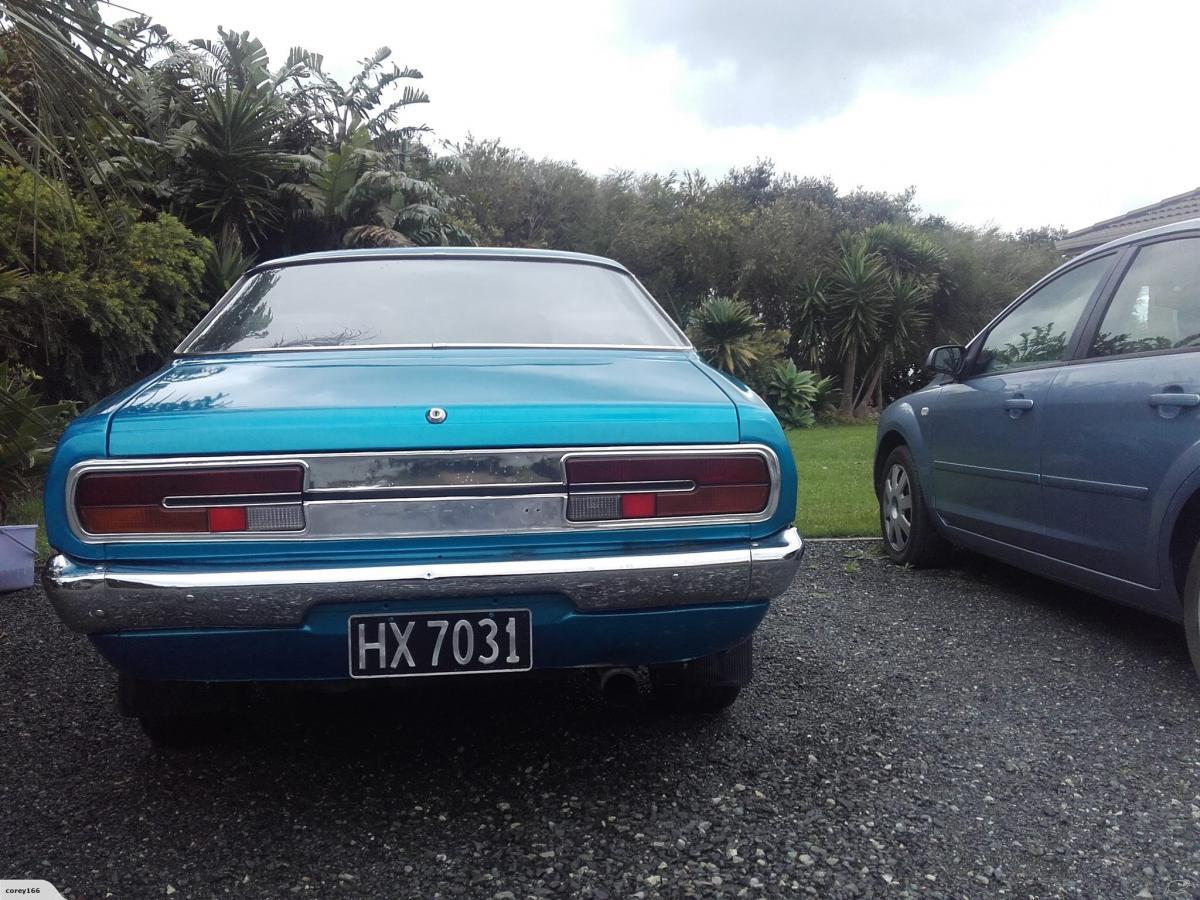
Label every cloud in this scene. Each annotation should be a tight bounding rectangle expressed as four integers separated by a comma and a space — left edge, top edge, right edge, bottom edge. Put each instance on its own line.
619, 0, 1077, 126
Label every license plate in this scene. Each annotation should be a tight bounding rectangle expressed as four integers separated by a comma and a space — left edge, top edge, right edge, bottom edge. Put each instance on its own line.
348, 610, 532, 678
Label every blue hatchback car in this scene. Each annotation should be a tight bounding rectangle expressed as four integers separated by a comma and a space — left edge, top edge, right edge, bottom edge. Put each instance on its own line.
877, 219, 1200, 674
42, 248, 802, 744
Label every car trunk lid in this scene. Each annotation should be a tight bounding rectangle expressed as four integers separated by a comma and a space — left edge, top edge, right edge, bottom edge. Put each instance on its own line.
106, 349, 739, 455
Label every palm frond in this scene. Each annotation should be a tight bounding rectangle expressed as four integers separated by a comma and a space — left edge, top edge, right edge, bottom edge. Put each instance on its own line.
341, 224, 412, 248
0, 1, 143, 195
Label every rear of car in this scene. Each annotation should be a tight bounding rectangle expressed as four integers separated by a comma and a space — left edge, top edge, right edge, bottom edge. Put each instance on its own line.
42, 249, 801, 743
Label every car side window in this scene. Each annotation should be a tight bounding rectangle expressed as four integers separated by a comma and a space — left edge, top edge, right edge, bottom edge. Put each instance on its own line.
1090, 238, 1200, 357
976, 256, 1111, 375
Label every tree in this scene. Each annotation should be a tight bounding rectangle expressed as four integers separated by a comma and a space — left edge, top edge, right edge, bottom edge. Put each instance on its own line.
305, 47, 430, 152
853, 271, 933, 413
689, 297, 764, 376
787, 273, 829, 368
0, 167, 210, 403
284, 127, 443, 249
850, 223, 946, 414
0, 1, 140, 189
825, 235, 889, 415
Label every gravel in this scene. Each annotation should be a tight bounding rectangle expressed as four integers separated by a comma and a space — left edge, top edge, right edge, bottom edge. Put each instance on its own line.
2, 542, 1200, 898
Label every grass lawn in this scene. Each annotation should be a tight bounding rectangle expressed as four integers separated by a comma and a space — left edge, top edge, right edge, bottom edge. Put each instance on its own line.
787, 423, 879, 538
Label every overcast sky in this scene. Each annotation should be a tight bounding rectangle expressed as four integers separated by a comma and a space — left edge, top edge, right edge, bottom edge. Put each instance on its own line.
115, 0, 1199, 232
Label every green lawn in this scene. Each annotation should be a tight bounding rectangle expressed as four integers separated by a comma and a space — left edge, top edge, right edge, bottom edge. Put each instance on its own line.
787, 423, 879, 537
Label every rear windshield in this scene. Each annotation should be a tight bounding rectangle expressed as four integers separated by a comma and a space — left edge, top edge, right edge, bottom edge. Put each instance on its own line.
183, 258, 687, 353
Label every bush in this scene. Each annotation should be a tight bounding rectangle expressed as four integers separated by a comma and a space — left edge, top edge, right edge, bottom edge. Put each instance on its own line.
0, 364, 74, 519
756, 360, 824, 429
0, 168, 212, 404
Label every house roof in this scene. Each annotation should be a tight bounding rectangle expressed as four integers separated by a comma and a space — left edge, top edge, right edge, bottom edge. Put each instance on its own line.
1056, 187, 1200, 254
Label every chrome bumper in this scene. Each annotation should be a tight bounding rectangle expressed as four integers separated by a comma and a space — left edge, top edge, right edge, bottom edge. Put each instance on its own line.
43, 528, 804, 634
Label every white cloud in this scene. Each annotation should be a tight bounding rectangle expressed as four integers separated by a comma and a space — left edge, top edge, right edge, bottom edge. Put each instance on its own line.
112, 0, 1200, 231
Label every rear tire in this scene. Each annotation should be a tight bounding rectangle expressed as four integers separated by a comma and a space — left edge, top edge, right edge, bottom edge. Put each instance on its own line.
1180, 541, 1200, 680
652, 683, 741, 714
118, 675, 236, 748
137, 713, 225, 749
878, 445, 951, 568
649, 639, 751, 714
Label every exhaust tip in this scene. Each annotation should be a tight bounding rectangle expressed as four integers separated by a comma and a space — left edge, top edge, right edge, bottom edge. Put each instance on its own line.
599, 667, 640, 705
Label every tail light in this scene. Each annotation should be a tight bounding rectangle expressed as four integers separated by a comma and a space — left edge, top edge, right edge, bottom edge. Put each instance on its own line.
74, 465, 305, 535
565, 453, 772, 522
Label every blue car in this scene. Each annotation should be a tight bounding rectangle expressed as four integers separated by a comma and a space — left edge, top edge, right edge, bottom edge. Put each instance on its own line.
42, 248, 802, 744
876, 219, 1200, 673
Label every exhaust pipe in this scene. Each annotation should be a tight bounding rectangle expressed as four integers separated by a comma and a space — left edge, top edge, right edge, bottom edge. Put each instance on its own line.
598, 667, 640, 704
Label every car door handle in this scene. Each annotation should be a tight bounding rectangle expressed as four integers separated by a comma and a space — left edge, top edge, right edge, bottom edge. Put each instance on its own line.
1003, 398, 1034, 410
1148, 392, 1200, 407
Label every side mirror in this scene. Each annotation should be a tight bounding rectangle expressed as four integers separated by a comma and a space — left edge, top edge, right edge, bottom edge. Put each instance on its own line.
924, 344, 965, 377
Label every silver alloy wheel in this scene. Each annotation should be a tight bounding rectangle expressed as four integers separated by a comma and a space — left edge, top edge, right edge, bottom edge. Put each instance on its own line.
882, 463, 913, 552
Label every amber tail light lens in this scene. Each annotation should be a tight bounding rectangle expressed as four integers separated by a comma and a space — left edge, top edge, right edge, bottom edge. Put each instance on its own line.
565, 454, 771, 522
75, 465, 304, 535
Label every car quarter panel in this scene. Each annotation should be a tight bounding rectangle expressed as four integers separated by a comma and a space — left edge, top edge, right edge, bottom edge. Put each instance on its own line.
686, 362, 797, 540
876, 387, 941, 489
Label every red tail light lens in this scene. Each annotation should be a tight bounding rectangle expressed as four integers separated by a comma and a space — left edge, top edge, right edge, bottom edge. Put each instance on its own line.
566, 453, 771, 522
75, 465, 305, 536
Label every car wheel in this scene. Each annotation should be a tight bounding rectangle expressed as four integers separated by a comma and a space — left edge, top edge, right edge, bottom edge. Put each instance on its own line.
1181, 542, 1200, 680
649, 639, 750, 713
118, 675, 236, 748
652, 683, 741, 714
137, 713, 226, 749
878, 445, 951, 567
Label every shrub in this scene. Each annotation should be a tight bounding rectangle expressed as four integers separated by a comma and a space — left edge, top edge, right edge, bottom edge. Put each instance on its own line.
0, 364, 74, 519
0, 168, 212, 403
757, 360, 822, 429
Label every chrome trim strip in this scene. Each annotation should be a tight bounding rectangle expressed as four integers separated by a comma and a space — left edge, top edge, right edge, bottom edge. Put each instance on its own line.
932, 460, 1040, 485
305, 450, 566, 491
43, 528, 805, 634
1040, 473, 1150, 500
179, 343, 692, 357
302, 493, 570, 537
163, 492, 303, 508
65, 445, 781, 543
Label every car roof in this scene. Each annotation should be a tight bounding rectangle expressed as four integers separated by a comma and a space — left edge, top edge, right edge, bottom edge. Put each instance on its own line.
248, 246, 632, 275
1084, 216, 1200, 258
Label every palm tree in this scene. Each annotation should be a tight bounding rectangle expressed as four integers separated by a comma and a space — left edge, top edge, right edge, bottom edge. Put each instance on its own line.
851, 224, 946, 414
165, 29, 322, 246
690, 297, 763, 376
305, 47, 431, 154
862, 221, 948, 279
852, 271, 933, 414
0, 1, 142, 192
825, 235, 889, 415
284, 127, 469, 249
787, 273, 828, 369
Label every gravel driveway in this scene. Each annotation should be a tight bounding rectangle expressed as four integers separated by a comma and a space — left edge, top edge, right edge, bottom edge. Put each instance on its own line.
2, 542, 1200, 899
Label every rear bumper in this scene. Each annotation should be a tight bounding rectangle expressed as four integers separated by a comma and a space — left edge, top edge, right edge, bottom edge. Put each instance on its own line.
90, 599, 771, 682
43, 527, 803, 634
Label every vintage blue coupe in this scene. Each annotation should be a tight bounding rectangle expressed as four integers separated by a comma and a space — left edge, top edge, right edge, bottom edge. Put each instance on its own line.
42, 248, 802, 744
